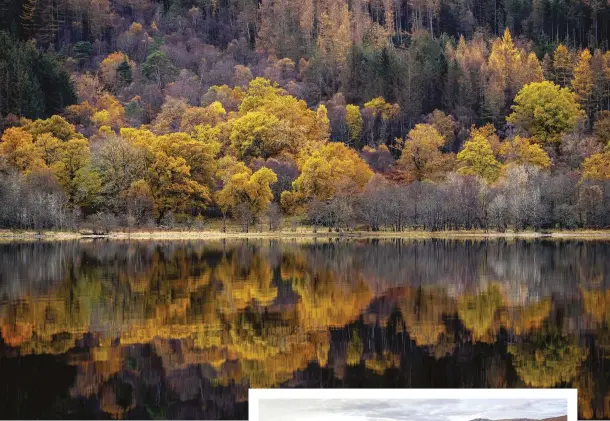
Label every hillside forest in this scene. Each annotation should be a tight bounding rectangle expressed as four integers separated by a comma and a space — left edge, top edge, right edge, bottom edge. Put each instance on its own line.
1, 0, 610, 232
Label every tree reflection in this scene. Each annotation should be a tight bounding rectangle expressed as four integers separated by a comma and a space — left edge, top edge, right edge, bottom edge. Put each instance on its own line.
508, 325, 587, 387
0, 239, 607, 419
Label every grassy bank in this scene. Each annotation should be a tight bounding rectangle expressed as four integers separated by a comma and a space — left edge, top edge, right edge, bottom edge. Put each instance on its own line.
2, 226, 610, 241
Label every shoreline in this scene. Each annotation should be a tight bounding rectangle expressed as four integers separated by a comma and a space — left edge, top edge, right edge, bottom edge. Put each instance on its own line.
2, 228, 610, 241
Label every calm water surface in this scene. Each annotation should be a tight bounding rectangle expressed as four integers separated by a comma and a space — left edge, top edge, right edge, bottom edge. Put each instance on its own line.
0, 239, 609, 419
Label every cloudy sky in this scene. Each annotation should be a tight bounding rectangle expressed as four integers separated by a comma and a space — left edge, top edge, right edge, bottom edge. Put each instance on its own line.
258, 399, 567, 421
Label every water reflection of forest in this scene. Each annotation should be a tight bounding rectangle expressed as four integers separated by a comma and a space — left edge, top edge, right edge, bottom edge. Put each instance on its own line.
0, 239, 609, 419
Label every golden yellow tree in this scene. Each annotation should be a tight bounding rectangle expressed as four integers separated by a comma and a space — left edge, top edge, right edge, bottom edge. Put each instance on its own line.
485, 29, 542, 122
457, 134, 502, 183
397, 124, 454, 182
229, 111, 283, 158
281, 142, 373, 212
147, 151, 211, 222
0, 127, 46, 172
345, 104, 362, 145
507, 81, 584, 146
572, 49, 594, 117
215, 162, 278, 229
498, 136, 551, 168
553, 44, 573, 87
582, 149, 610, 181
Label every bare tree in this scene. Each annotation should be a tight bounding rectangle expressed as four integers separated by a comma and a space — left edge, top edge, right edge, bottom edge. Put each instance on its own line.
578, 184, 604, 227
307, 200, 326, 233
235, 202, 254, 232
358, 176, 389, 231
266, 202, 282, 231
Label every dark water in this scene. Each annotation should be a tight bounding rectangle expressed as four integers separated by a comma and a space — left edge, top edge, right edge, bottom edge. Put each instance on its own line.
0, 238, 609, 419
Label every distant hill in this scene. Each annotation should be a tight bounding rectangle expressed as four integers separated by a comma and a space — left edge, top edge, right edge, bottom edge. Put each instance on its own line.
470, 416, 567, 421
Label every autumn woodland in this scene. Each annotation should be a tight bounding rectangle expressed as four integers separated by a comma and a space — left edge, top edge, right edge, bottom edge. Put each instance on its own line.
1, 0, 610, 232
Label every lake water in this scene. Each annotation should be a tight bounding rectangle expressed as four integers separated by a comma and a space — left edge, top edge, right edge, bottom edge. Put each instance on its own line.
0, 238, 609, 419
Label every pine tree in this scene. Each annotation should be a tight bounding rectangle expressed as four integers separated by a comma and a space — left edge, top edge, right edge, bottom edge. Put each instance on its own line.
74, 41, 93, 66
116, 56, 133, 86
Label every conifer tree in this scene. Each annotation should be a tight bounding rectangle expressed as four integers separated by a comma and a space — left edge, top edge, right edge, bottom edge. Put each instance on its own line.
552, 44, 573, 87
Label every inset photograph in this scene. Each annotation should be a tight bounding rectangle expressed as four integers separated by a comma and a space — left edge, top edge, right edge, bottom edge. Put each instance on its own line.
250, 389, 577, 421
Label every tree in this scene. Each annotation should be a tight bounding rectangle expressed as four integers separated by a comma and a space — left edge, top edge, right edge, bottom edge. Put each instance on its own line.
593, 111, 610, 145
582, 149, 610, 181
116, 57, 133, 87
238, 78, 327, 149
552, 44, 573, 87
424, 109, 456, 149
363, 97, 400, 120
147, 151, 210, 223
0, 117, 102, 209
281, 142, 373, 212
216, 163, 278, 231
151, 97, 189, 134
457, 134, 502, 183
484, 29, 542, 122
74, 41, 93, 67
22, 115, 83, 142
0, 127, 45, 172
572, 49, 594, 119
35, 133, 62, 166
316, 104, 330, 140
92, 94, 126, 130
397, 124, 454, 182
345, 104, 362, 146
94, 135, 148, 211
493, 165, 545, 230
346, 329, 363, 366
445, 35, 486, 114
72, 165, 102, 209
0, 32, 76, 120
50, 138, 95, 204
119, 128, 218, 222
99, 52, 136, 91
317, 3, 351, 78
361, 96, 400, 146
141, 51, 177, 88
122, 179, 154, 227
357, 175, 389, 231
265, 202, 282, 231
361, 145, 395, 173
229, 111, 283, 159
88, 0, 113, 40
179, 102, 226, 133
154, 132, 220, 189
507, 81, 584, 146
498, 136, 551, 168
246, 168, 278, 216
578, 184, 604, 227
470, 124, 501, 154
117, 22, 149, 62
